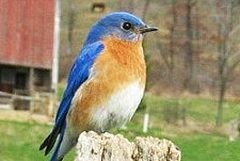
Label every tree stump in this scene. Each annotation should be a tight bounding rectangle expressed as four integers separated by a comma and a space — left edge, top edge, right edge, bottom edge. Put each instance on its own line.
75, 131, 181, 161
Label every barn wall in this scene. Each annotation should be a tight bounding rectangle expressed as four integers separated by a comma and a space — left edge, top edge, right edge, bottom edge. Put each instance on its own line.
0, 0, 55, 69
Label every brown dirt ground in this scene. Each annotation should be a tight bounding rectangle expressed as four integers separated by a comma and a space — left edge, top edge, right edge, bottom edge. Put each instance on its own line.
0, 109, 52, 124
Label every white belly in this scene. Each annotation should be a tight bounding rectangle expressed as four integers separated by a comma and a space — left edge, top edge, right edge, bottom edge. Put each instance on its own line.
90, 81, 145, 132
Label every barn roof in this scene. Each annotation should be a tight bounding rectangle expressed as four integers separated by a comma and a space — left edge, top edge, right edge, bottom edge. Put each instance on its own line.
0, 0, 56, 69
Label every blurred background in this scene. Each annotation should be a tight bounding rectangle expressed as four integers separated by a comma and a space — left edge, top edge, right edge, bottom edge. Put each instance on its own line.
0, 0, 240, 161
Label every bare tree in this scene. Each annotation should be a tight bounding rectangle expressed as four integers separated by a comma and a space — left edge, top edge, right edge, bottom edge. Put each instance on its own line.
183, 0, 197, 90
168, 0, 177, 79
212, 0, 240, 126
156, 0, 177, 81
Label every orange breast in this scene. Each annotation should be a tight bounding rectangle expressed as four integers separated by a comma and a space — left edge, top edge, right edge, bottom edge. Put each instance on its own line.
68, 37, 146, 130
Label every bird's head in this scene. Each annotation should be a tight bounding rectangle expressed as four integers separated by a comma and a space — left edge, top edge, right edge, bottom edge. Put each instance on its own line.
85, 12, 158, 45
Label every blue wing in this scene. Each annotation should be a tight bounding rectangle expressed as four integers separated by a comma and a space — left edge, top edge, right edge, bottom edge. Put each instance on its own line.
56, 41, 104, 124
55, 41, 104, 124
39, 41, 104, 159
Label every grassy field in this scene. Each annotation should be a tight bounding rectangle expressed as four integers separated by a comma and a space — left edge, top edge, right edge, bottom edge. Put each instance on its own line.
1, 95, 240, 161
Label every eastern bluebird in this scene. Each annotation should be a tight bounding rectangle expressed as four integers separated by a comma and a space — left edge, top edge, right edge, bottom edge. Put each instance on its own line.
40, 12, 157, 161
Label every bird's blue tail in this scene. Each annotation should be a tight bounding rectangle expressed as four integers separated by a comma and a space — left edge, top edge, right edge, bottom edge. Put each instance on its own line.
39, 122, 66, 161
50, 123, 66, 161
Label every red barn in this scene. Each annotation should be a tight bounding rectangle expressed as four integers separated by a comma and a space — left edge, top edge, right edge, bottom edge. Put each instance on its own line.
0, 0, 60, 95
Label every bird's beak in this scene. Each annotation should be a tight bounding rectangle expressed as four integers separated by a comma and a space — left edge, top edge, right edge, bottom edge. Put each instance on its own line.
139, 26, 158, 34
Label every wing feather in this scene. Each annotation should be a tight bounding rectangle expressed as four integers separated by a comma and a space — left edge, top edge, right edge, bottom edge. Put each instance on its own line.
39, 41, 104, 157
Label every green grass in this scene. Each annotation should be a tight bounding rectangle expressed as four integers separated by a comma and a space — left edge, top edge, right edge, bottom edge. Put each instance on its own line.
175, 134, 240, 161
142, 94, 240, 125
1, 120, 240, 161
0, 120, 74, 161
1, 96, 240, 161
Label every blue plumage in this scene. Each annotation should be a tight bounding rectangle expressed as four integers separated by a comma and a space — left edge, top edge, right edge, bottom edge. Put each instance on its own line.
40, 42, 104, 161
84, 12, 145, 45
55, 42, 104, 125
40, 11, 157, 161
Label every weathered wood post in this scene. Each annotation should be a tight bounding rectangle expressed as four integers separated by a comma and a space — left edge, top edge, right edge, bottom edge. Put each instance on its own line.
75, 131, 181, 161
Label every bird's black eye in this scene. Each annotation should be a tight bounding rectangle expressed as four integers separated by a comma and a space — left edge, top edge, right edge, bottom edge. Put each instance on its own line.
122, 22, 132, 30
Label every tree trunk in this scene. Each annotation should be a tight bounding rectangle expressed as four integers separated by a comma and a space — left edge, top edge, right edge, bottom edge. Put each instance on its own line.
214, 0, 240, 127
216, 76, 226, 126
184, 0, 194, 90
169, 0, 177, 80
216, 23, 227, 127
